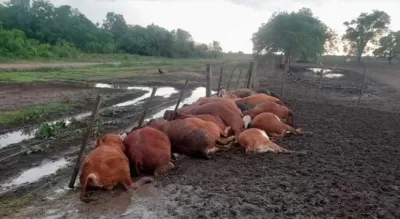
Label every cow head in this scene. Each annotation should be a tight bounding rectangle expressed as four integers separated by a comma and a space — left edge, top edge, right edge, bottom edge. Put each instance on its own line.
243, 115, 252, 129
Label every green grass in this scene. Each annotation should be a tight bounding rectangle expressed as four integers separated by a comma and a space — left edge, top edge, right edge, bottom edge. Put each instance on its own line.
0, 103, 75, 125
0, 56, 252, 83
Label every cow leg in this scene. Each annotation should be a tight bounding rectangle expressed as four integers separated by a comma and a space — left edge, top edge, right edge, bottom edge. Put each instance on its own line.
154, 162, 175, 177
223, 126, 231, 136
216, 135, 235, 145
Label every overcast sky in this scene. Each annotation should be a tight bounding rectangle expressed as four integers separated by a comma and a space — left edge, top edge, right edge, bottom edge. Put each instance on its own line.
3, 0, 400, 54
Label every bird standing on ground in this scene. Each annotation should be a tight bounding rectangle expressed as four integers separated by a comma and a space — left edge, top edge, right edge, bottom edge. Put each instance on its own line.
158, 68, 164, 74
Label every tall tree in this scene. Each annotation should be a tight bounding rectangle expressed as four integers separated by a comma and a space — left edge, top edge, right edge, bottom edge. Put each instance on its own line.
252, 8, 329, 64
102, 12, 128, 41
373, 31, 400, 64
343, 10, 390, 63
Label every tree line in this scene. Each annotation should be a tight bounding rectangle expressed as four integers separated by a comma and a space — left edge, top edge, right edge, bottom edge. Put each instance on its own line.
0, 0, 224, 59
252, 8, 399, 64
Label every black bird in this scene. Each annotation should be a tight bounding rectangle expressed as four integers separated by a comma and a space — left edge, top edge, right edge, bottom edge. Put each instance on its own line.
158, 68, 164, 74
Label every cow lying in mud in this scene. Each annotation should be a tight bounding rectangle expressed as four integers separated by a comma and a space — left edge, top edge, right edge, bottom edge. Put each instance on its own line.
176, 102, 245, 137
124, 127, 174, 176
146, 118, 221, 159
80, 134, 153, 202
243, 101, 294, 124
250, 112, 302, 137
238, 128, 305, 154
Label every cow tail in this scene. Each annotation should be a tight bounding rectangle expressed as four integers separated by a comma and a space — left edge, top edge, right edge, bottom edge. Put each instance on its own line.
80, 173, 97, 202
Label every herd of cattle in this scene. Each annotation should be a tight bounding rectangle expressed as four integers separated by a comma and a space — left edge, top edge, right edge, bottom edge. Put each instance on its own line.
79, 87, 306, 201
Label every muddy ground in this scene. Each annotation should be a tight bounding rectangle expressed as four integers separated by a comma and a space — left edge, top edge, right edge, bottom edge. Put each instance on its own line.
1, 64, 400, 219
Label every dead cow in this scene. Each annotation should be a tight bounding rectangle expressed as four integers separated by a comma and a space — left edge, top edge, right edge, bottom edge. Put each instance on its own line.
238, 128, 305, 154
176, 102, 245, 137
250, 112, 302, 138
243, 101, 294, 124
124, 127, 174, 176
79, 134, 133, 202
235, 93, 284, 106
146, 118, 220, 159
164, 111, 230, 137
194, 97, 243, 116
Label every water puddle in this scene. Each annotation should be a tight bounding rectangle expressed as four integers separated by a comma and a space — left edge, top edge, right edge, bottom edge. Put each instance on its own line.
0, 86, 178, 149
306, 68, 344, 78
115, 86, 177, 107
0, 157, 70, 192
149, 87, 216, 120
0, 129, 36, 149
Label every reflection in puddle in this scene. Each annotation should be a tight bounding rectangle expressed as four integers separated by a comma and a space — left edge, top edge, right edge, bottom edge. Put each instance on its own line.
115, 86, 178, 107
0, 86, 177, 149
306, 68, 344, 78
149, 87, 217, 120
0, 129, 35, 149
0, 158, 70, 192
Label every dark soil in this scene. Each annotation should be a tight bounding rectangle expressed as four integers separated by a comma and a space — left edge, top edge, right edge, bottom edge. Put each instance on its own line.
2, 66, 400, 219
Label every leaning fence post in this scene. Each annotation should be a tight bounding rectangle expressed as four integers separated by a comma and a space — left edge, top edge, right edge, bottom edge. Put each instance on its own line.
216, 66, 223, 97
280, 60, 289, 97
316, 66, 325, 96
206, 64, 212, 97
226, 67, 236, 90
235, 69, 243, 89
357, 68, 367, 107
246, 61, 255, 88
171, 79, 189, 120
68, 95, 102, 188
136, 87, 158, 128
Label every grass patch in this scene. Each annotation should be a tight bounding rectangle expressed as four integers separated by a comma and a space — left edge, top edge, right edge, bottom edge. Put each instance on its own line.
0, 57, 251, 83
0, 103, 74, 125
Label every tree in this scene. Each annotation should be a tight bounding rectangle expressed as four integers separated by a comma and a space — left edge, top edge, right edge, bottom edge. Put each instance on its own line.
343, 10, 390, 63
373, 31, 400, 64
102, 12, 128, 41
252, 8, 329, 64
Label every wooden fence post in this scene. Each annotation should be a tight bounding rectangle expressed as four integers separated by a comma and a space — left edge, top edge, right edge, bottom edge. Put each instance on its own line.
235, 69, 243, 89
226, 67, 236, 90
68, 95, 102, 188
171, 79, 189, 120
246, 61, 255, 88
281, 63, 288, 98
136, 87, 158, 128
216, 66, 223, 97
357, 68, 367, 107
206, 64, 212, 97
316, 66, 325, 96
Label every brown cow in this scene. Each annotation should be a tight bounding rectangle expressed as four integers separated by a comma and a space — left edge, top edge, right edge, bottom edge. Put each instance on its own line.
235, 93, 284, 106
194, 97, 242, 116
79, 136, 133, 202
250, 112, 302, 138
146, 118, 219, 159
243, 101, 294, 124
176, 102, 245, 137
124, 127, 174, 176
163, 110, 230, 137
238, 128, 305, 154
96, 134, 126, 153
184, 117, 236, 145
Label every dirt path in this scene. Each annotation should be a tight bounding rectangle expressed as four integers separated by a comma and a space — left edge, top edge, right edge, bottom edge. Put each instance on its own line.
0, 62, 113, 71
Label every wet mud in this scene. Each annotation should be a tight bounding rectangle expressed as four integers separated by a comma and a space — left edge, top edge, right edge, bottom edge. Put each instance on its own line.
2, 66, 400, 219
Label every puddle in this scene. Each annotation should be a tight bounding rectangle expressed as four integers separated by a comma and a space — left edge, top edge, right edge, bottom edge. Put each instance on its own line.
149, 87, 217, 120
306, 68, 344, 78
0, 86, 178, 149
115, 86, 178, 107
0, 129, 36, 149
0, 157, 70, 192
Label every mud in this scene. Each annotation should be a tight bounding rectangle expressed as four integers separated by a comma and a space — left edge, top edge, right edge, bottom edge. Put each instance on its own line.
2, 65, 400, 219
